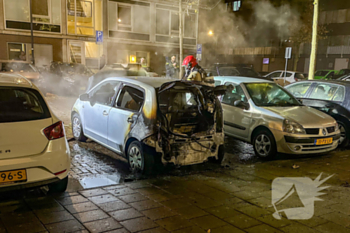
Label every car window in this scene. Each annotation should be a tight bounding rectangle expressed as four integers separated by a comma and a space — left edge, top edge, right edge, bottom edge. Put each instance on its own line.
315, 71, 329, 76
236, 67, 260, 77
268, 72, 282, 78
285, 82, 312, 98
218, 67, 240, 76
214, 80, 222, 86
333, 86, 345, 101
309, 83, 344, 101
245, 83, 300, 107
221, 82, 247, 106
116, 86, 144, 112
282, 72, 293, 77
89, 81, 120, 105
295, 73, 305, 80
0, 87, 51, 123
326, 71, 335, 79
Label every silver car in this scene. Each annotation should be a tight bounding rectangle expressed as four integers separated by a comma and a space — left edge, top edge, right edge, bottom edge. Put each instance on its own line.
214, 76, 341, 159
71, 76, 225, 173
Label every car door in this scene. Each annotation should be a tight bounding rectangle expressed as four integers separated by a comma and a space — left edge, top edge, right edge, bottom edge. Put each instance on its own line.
83, 80, 120, 144
107, 84, 145, 152
221, 82, 252, 140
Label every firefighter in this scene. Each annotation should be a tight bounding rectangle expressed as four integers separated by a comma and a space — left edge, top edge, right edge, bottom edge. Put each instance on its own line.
166, 55, 179, 78
182, 55, 207, 82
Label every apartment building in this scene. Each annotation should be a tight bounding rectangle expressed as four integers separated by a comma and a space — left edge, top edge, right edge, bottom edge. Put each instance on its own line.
0, 0, 212, 74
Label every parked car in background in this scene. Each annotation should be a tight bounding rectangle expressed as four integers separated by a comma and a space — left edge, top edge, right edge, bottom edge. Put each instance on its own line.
214, 76, 340, 159
0, 74, 70, 192
0, 60, 40, 82
285, 80, 350, 147
314, 70, 337, 80
206, 63, 261, 78
37, 62, 93, 96
72, 77, 225, 173
333, 69, 350, 79
264, 70, 306, 86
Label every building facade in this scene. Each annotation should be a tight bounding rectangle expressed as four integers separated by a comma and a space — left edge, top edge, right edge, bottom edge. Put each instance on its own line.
0, 0, 207, 74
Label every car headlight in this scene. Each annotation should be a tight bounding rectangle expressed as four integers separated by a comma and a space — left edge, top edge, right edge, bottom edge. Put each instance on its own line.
283, 119, 306, 134
335, 122, 339, 132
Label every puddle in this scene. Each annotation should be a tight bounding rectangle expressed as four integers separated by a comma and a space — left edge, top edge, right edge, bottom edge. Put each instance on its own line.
79, 174, 122, 189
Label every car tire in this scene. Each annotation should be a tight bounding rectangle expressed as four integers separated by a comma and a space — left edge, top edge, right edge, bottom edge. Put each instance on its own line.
253, 129, 277, 160
127, 141, 154, 175
338, 121, 349, 147
72, 113, 87, 142
209, 145, 225, 164
48, 176, 68, 193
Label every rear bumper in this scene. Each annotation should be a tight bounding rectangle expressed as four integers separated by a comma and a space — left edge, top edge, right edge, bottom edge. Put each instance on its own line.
161, 132, 225, 166
0, 137, 70, 190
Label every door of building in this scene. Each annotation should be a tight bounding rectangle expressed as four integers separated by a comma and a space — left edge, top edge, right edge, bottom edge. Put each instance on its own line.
33, 44, 53, 67
68, 40, 85, 64
335, 58, 349, 71
304, 58, 310, 74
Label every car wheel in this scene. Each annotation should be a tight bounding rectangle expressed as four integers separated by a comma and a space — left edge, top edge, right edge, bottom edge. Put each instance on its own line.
209, 145, 225, 164
127, 141, 154, 174
253, 129, 277, 159
72, 113, 87, 142
48, 176, 68, 193
338, 121, 349, 147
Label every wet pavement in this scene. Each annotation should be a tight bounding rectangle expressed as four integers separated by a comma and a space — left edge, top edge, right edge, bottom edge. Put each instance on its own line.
1, 95, 350, 232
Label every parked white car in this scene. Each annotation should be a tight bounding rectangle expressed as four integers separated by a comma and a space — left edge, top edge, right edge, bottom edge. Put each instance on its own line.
264, 70, 305, 86
214, 76, 340, 159
0, 74, 70, 192
71, 76, 225, 173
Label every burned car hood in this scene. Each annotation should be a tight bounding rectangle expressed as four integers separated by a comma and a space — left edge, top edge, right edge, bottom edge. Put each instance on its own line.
264, 106, 336, 128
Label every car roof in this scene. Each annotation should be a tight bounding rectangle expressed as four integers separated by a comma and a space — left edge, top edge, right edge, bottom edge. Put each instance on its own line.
102, 76, 178, 88
215, 76, 273, 84
0, 73, 33, 88
288, 79, 350, 86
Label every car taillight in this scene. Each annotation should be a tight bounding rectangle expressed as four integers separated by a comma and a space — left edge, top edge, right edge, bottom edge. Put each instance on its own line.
43, 121, 65, 140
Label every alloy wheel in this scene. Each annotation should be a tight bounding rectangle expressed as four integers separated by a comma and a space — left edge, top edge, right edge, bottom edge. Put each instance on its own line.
129, 146, 143, 170
255, 134, 271, 157
339, 124, 346, 145
73, 117, 81, 138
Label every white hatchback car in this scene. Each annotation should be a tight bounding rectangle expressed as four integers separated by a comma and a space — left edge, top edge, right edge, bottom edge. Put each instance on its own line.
0, 74, 70, 192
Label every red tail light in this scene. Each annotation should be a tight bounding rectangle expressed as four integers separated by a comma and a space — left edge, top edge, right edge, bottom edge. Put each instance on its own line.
43, 121, 65, 140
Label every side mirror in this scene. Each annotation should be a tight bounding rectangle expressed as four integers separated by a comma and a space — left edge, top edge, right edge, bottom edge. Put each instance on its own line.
234, 100, 249, 110
79, 93, 89, 101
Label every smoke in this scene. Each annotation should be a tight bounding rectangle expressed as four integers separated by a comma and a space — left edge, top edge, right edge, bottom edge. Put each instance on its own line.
200, 0, 301, 64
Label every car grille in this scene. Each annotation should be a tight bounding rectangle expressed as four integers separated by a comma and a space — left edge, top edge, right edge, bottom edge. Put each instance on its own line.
305, 128, 319, 135
327, 126, 335, 134
301, 145, 333, 152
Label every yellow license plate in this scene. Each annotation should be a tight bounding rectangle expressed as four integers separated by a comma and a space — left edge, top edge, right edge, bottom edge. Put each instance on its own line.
315, 138, 333, 145
0, 169, 27, 185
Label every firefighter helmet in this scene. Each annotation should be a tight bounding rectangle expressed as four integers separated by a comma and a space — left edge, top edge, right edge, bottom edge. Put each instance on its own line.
182, 55, 198, 68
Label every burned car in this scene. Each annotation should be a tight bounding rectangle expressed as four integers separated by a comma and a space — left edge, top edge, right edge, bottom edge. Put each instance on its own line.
37, 62, 93, 96
71, 77, 225, 173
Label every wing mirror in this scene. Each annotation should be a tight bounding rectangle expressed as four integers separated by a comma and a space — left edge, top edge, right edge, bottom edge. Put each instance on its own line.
79, 93, 89, 101
234, 100, 250, 110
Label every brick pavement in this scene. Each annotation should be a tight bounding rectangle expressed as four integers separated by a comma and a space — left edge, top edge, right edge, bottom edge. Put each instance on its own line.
1, 160, 350, 233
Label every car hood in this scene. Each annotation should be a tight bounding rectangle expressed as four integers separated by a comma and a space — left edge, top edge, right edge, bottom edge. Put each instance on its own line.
263, 106, 336, 128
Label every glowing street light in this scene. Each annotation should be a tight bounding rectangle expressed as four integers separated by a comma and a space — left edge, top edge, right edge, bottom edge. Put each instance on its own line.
208, 30, 213, 36
118, 19, 122, 23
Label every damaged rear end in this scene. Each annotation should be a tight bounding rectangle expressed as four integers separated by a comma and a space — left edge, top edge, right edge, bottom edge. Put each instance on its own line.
154, 81, 225, 166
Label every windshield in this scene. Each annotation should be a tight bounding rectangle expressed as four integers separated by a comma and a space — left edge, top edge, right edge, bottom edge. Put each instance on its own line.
218, 67, 240, 76
237, 67, 260, 77
245, 83, 301, 107
315, 71, 329, 76
0, 87, 51, 123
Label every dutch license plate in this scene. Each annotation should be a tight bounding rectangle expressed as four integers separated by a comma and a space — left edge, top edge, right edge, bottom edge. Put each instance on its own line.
315, 138, 333, 145
0, 169, 27, 185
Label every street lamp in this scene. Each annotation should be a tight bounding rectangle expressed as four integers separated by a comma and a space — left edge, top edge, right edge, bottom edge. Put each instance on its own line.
208, 30, 213, 36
